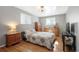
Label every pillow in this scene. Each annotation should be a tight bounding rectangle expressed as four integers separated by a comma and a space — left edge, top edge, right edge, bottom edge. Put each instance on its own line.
24, 30, 32, 35
32, 29, 36, 32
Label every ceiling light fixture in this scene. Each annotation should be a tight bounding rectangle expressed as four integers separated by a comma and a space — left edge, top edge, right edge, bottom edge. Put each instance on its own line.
40, 6, 44, 12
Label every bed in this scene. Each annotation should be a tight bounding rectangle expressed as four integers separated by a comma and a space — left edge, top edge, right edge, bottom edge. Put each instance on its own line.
25, 30, 55, 50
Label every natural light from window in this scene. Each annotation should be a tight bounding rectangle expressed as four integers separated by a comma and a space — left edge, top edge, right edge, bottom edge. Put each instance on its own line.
46, 17, 56, 26
20, 13, 32, 24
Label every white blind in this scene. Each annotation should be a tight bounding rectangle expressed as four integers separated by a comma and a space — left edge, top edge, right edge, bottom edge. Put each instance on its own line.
20, 13, 32, 24
46, 17, 56, 26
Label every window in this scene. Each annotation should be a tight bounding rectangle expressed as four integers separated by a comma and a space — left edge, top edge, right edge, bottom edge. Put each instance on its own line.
20, 13, 32, 24
45, 17, 56, 26
46, 18, 51, 25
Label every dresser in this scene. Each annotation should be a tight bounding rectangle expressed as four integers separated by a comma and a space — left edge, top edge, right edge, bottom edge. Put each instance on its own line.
6, 32, 21, 46
44, 26, 49, 32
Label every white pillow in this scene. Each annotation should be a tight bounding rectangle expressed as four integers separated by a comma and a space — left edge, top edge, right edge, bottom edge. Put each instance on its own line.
24, 30, 32, 35
32, 29, 36, 32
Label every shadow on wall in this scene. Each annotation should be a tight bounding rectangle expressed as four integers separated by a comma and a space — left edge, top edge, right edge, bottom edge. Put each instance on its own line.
0, 24, 9, 46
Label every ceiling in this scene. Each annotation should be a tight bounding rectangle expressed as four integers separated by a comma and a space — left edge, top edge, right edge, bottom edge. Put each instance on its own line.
16, 6, 68, 17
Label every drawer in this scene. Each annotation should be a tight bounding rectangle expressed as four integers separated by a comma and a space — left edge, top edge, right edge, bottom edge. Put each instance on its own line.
7, 35, 15, 39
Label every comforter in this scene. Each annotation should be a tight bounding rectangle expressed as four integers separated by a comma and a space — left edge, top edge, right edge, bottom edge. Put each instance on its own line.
26, 32, 55, 49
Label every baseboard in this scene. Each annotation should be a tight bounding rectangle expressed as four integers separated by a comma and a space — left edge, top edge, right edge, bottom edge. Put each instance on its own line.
0, 44, 6, 47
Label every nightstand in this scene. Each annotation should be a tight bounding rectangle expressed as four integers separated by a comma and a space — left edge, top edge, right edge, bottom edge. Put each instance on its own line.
6, 32, 21, 46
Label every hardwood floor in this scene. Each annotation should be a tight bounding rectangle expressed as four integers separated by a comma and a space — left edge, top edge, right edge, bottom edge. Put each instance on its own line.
54, 36, 63, 52
0, 36, 63, 52
0, 41, 49, 52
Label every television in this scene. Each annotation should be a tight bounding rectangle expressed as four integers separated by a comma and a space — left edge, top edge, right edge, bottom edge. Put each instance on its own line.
66, 23, 70, 33
71, 23, 75, 34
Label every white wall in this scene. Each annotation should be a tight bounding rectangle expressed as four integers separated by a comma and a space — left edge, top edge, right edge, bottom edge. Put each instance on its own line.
56, 14, 66, 33
66, 6, 79, 51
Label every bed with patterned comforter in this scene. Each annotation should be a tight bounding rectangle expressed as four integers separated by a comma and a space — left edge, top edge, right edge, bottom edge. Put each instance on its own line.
25, 32, 55, 49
